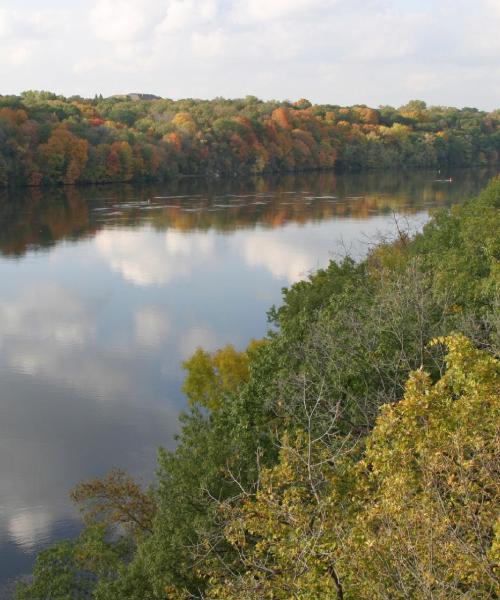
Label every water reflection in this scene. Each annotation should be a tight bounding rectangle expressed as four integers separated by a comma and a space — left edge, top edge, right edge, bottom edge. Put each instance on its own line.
134, 307, 171, 348
0, 168, 496, 591
237, 218, 399, 283
0, 168, 492, 257
96, 229, 216, 287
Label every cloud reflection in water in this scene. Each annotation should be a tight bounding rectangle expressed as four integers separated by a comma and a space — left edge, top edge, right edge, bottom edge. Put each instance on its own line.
0, 169, 494, 588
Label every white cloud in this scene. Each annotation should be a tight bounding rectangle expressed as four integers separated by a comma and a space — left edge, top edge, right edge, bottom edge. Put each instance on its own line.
0, 286, 134, 398
485, 0, 500, 18
0, 7, 70, 81
6, 42, 32, 66
404, 70, 440, 93
164, 229, 214, 256
135, 307, 171, 347
345, 12, 424, 62
236, 213, 431, 284
157, 0, 218, 33
179, 324, 219, 358
0, 282, 94, 346
96, 228, 215, 287
0, 9, 11, 36
242, 234, 314, 283
96, 229, 170, 286
158, 0, 193, 33
0, 8, 69, 40
89, 0, 162, 42
0, 0, 499, 110
191, 29, 226, 58
232, 0, 330, 23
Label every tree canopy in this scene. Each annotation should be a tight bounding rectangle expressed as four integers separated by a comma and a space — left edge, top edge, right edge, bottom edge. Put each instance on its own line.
1, 93, 499, 187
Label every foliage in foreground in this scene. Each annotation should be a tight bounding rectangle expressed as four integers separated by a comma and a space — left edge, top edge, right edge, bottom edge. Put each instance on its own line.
17, 178, 500, 599
205, 336, 499, 599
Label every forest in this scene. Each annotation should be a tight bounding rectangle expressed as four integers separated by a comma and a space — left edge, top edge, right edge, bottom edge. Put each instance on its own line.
1, 91, 499, 187
17, 177, 500, 599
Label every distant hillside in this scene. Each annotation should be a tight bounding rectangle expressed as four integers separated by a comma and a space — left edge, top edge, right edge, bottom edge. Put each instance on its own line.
0, 92, 498, 187
112, 93, 162, 101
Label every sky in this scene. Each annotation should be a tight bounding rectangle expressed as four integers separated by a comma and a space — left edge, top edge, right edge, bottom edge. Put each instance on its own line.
0, 0, 499, 109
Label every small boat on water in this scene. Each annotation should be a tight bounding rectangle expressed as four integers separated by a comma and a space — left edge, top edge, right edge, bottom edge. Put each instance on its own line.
434, 169, 453, 183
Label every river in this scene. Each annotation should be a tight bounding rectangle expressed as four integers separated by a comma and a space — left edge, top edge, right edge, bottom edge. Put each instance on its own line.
0, 167, 496, 591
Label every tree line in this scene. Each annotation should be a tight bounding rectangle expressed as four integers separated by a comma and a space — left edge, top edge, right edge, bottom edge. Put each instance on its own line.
17, 177, 500, 598
1, 91, 499, 187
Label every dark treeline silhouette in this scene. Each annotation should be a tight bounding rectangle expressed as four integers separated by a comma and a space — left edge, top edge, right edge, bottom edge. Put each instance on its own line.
0, 92, 499, 187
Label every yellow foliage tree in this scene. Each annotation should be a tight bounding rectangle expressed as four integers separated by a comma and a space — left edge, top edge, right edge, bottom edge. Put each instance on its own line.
342, 335, 500, 599
207, 432, 348, 599
39, 126, 88, 184
182, 339, 266, 412
171, 112, 198, 135
204, 336, 499, 599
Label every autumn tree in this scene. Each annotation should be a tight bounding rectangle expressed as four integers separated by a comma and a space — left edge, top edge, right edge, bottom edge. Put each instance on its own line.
38, 125, 88, 184
182, 340, 265, 412
1, 93, 499, 186
341, 335, 500, 599
71, 468, 156, 537
203, 336, 499, 599
206, 433, 349, 599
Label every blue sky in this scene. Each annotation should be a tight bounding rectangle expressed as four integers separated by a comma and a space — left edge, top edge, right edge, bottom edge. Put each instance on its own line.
0, 0, 499, 109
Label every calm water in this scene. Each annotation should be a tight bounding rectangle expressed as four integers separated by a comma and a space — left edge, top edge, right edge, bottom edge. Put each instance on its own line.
0, 168, 496, 590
